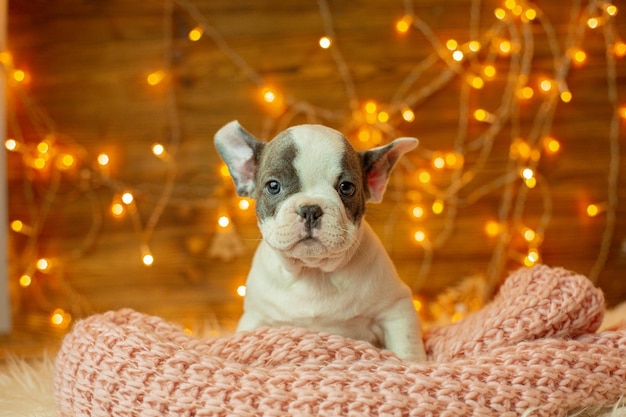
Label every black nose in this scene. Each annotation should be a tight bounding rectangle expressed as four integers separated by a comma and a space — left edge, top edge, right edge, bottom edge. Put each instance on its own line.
298, 205, 323, 230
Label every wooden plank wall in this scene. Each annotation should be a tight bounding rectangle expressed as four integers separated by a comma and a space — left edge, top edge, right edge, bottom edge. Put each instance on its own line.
3, 0, 626, 349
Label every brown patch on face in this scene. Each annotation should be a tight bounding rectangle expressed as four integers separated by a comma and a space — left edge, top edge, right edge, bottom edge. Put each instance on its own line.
253, 131, 301, 221
337, 139, 367, 223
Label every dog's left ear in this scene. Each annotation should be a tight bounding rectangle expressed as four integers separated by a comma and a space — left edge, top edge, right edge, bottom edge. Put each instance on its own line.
214, 120, 265, 197
360, 138, 418, 203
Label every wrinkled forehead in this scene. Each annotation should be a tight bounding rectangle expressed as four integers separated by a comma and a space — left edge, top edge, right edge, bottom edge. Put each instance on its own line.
263, 125, 360, 179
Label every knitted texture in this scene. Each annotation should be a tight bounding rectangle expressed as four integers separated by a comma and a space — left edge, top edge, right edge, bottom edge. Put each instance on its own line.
54, 265, 626, 416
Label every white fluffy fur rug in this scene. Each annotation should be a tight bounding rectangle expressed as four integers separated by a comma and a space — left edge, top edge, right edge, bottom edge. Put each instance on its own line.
0, 355, 56, 417
0, 302, 624, 417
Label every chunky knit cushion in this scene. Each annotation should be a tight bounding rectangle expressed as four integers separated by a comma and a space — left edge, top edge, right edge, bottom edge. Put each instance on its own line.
54, 265, 626, 416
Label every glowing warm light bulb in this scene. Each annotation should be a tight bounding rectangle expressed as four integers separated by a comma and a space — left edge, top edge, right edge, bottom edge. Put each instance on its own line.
483, 65, 496, 79
587, 17, 600, 29
468, 40, 481, 52
111, 202, 125, 217
59, 154, 75, 169
418, 170, 431, 184
494, 8, 507, 20
219, 164, 231, 178
238, 199, 250, 210
605, 4, 618, 16
498, 40, 512, 54
10, 220, 24, 233
522, 228, 536, 242
319, 36, 332, 49
12, 69, 25, 83
412, 298, 422, 312
5, 138, 17, 151
445, 152, 463, 168
37, 141, 50, 154
51, 311, 63, 325
521, 168, 534, 180
261, 87, 277, 103
613, 41, 626, 57
619, 106, 626, 119
524, 249, 540, 267
571, 48, 587, 65
147, 70, 165, 86
521, 168, 537, 188
560, 90, 573, 103
432, 155, 445, 169
413, 230, 427, 243
358, 128, 370, 142
511, 5, 523, 16
517, 86, 534, 100
470, 76, 484, 89
364, 100, 377, 114
539, 78, 554, 92
188, 26, 203, 41
395, 15, 413, 33
377, 111, 389, 123
19, 274, 32, 288
151, 143, 165, 157
474, 108, 488, 122
445, 153, 457, 167
97, 153, 110, 166
411, 205, 425, 219
452, 50, 464, 62
36, 258, 50, 272
121, 192, 134, 205
485, 220, 502, 237
446, 39, 458, 51
10, 220, 32, 235
402, 108, 415, 122
237, 285, 247, 297
524, 8, 537, 21
543, 137, 561, 154
587, 203, 600, 217
432, 200, 444, 214
51, 308, 69, 327
504, 0, 516, 10
218, 215, 230, 228
142, 252, 154, 266
32, 157, 46, 170
0, 51, 12, 66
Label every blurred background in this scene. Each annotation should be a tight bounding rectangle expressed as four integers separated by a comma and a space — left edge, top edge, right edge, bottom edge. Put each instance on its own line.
2, 0, 625, 357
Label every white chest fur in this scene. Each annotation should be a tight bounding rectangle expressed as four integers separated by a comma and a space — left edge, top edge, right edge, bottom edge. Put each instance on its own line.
237, 222, 420, 354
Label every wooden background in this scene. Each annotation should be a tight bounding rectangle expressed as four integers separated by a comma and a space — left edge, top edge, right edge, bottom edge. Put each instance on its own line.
3, 0, 626, 354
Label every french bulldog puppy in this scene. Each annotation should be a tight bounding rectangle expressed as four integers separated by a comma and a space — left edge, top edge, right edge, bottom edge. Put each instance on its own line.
214, 120, 426, 361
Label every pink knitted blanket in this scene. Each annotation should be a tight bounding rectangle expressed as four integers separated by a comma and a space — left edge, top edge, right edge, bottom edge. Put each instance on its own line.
54, 265, 626, 416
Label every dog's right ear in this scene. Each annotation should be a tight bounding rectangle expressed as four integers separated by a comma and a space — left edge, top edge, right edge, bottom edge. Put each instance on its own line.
214, 120, 265, 197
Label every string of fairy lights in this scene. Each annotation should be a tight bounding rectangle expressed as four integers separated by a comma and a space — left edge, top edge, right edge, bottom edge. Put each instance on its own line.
2, 0, 624, 330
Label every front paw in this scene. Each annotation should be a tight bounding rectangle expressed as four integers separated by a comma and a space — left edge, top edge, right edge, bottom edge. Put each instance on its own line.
399, 344, 427, 362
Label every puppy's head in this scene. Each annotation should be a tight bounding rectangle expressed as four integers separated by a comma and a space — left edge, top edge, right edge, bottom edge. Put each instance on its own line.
214, 121, 417, 271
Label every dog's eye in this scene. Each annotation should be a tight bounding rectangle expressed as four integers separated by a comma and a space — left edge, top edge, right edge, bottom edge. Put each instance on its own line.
265, 180, 282, 195
338, 181, 356, 197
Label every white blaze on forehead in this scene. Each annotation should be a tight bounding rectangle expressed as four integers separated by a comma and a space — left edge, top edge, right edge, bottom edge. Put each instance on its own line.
287, 125, 347, 191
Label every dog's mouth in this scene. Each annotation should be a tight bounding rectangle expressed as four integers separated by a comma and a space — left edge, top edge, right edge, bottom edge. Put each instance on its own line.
280, 234, 334, 259
294, 235, 324, 250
